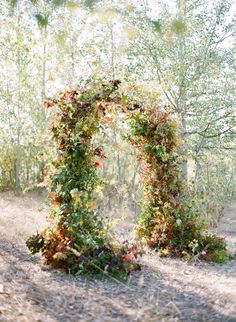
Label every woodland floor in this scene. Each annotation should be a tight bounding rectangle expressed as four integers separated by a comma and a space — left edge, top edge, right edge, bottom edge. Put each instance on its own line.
0, 192, 236, 322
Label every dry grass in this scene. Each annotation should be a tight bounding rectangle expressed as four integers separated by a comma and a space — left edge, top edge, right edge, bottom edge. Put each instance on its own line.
0, 192, 236, 322
0, 192, 48, 241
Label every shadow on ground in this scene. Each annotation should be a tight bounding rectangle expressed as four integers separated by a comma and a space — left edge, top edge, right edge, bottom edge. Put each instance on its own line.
1, 237, 236, 322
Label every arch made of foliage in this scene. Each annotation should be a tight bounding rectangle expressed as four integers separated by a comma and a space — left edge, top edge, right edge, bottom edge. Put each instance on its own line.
26, 80, 228, 275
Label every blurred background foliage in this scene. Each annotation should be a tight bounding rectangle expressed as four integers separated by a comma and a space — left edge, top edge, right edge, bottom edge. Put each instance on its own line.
0, 0, 236, 226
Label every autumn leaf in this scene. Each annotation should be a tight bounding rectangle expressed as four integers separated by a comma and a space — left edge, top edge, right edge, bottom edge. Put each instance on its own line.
95, 185, 103, 193
48, 192, 57, 199
101, 116, 113, 124
86, 200, 95, 210
162, 248, 169, 256
95, 160, 103, 168
53, 252, 67, 261
82, 125, 89, 131
51, 199, 60, 206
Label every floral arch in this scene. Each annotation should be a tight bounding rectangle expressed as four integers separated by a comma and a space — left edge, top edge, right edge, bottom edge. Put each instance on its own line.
26, 80, 228, 276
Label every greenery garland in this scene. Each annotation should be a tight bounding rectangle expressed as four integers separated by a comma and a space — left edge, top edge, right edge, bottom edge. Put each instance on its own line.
127, 104, 228, 262
26, 80, 228, 276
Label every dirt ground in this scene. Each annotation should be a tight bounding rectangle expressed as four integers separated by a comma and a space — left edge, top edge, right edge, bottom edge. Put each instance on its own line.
0, 192, 236, 322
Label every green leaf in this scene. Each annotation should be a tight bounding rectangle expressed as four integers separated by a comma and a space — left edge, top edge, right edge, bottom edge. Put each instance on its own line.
152, 20, 162, 33
52, 0, 68, 7
10, 0, 17, 7
170, 18, 187, 35
84, 0, 99, 9
30, 0, 38, 5
144, 145, 156, 153
35, 13, 49, 29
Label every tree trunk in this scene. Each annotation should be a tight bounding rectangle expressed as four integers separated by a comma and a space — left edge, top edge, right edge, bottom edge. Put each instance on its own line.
177, 0, 188, 182
15, 13, 21, 195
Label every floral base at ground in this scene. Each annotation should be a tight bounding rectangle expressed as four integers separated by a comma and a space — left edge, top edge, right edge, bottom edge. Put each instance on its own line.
26, 80, 229, 275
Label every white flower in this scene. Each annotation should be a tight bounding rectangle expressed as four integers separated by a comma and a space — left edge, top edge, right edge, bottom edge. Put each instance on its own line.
176, 219, 182, 226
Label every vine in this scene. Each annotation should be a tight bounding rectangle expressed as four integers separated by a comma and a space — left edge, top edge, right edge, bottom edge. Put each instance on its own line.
26, 80, 228, 276
127, 105, 228, 262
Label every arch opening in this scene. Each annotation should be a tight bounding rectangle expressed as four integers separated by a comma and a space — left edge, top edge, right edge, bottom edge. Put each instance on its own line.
92, 116, 143, 240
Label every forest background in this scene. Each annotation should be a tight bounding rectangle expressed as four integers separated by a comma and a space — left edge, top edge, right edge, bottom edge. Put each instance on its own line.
0, 0, 236, 227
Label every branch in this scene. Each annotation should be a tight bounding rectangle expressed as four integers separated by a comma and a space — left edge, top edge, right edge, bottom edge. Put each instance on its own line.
201, 146, 236, 150
188, 124, 236, 139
